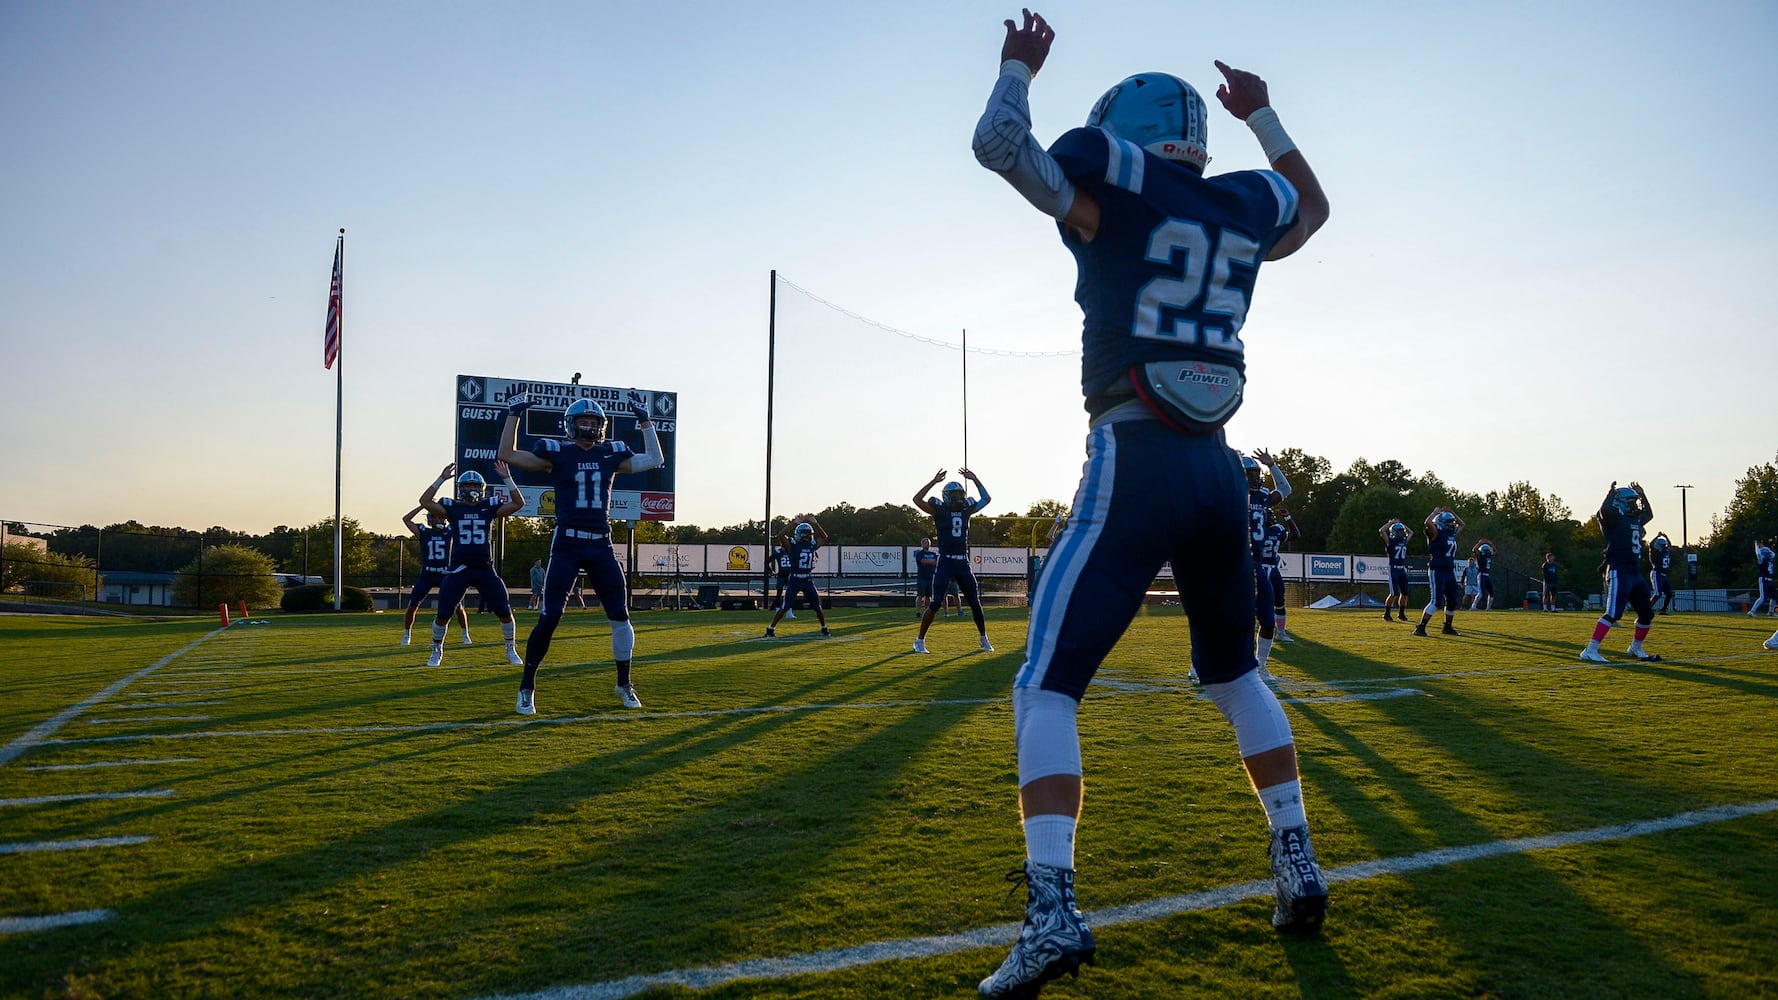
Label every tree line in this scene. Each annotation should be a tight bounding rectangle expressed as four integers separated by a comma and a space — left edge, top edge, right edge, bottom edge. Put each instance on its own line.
7, 451, 1775, 596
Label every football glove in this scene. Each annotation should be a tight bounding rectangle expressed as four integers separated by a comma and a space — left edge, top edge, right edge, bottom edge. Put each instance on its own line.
506, 393, 535, 415
626, 390, 649, 419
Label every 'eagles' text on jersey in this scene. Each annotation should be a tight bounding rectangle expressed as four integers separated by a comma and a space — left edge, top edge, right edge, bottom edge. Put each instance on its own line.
931, 499, 985, 557
1048, 126, 1300, 413
438, 497, 503, 568
531, 438, 631, 534
416, 524, 453, 574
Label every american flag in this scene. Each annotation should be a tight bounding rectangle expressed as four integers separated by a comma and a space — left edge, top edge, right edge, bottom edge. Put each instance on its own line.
323, 238, 342, 369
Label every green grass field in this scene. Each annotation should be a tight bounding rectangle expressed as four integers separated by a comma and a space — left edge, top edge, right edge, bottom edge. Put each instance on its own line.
2, 605, 1775, 999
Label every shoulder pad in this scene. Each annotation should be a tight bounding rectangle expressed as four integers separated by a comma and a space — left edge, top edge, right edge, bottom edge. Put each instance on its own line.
536, 438, 562, 454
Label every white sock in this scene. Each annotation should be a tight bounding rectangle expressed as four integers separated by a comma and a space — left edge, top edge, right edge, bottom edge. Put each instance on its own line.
1257, 779, 1308, 831
1257, 635, 1274, 668
501, 619, 516, 643
1584, 639, 1601, 653
431, 622, 447, 644
1023, 814, 1077, 870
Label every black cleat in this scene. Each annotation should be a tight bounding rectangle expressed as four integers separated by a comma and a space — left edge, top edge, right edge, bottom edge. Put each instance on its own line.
1412, 626, 1428, 637
1442, 625, 1459, 636
1270, 826, 1329, 935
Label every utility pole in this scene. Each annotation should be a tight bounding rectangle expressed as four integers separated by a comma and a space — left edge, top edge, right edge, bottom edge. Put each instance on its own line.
1675, 484, 1694, 611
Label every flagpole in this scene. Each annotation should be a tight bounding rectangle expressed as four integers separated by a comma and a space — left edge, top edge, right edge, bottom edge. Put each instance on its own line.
332, 229, 345, 611
961, 328, 969, 474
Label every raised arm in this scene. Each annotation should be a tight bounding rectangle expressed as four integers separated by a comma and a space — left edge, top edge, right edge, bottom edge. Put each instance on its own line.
1213, 60, 1328, 261
402, 506, 424, 535
419, 463, 454, 518
496, 394, 551, 473
972, 10, 1102, 240
961, 467, 992, 512
912, 468, 946, 514
492, 460, 525, 517
1631, 481, 1652, 522
809, 517, 829, 544
1252, 449, 1289, 499
617, 390, 663, 475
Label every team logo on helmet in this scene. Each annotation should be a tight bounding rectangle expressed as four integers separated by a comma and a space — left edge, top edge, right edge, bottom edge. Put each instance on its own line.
794, 522, 814, 543
1087, 72, 1210, 171
456, 471, 486, 503
563, 399, 606, 442
1435, 511, 1457, 531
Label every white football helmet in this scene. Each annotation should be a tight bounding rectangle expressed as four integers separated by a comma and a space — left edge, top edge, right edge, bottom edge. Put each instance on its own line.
1087, 72, 1210, 172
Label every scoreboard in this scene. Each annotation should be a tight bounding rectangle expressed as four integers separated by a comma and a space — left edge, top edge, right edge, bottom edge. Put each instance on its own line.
453, 374, 678, 521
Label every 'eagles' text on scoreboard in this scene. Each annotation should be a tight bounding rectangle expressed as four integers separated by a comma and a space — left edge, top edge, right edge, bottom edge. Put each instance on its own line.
454, 374, 678, 521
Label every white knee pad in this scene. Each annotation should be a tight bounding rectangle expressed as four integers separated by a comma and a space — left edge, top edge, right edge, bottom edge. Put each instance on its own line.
1013, 687, 1082, 786
1202, 670, 1295, 758
611, 620, 635, 661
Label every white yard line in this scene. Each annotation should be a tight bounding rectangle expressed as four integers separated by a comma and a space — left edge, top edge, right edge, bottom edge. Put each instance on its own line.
0, 631, 222, 768
0, 789, 175, 807
475, 799, 1778, 1000
0, 835, 152, 855
24, 759, 198, 772
0, 909, 115, 935
81, 716, 212, 725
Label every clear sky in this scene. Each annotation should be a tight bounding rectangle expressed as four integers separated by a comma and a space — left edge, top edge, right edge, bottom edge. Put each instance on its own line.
2, 1, 1773, 544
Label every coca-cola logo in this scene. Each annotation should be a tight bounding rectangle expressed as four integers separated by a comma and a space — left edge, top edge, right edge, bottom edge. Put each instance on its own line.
641, 493, 675, 513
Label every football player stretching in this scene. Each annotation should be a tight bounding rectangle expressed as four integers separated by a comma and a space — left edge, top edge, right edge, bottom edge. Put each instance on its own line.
499, 391, 663, 715
972, 9, 1331, 995
1381, 519, 1413, 622
418, 462, 526, 668
1415, 507, 1464, 637
765, 518, 831, 638
911, 468, 995, 654
1580, 482, 1661, 663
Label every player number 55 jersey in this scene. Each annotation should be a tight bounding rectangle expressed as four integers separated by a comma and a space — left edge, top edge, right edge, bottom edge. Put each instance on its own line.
1048, 126, 1300, 407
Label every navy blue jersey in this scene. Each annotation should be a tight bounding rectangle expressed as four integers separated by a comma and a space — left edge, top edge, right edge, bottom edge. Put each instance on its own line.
1247, 488, 1281, 560
1048, 127, 1299, 411
1543, 562, 1559, 586
530, 438, 631, 534
783, 538, 821, 580
1425, 525, 1460, 571
771, 546, 793, 574
1386, 534, 1410, 568
438, 497, 502, 568
1597, 500, 1652, 572
1259, 520, 1288, 567
930, 499, 985, 556
415, 524, 453, 574
1474, 549, 1494, 574
1649, 547, 1672, 574
1758, 547, 1775, 581
914, 548, 939, 575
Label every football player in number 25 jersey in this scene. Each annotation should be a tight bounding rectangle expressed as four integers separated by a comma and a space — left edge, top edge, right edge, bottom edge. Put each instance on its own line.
971, 10, 1332, 995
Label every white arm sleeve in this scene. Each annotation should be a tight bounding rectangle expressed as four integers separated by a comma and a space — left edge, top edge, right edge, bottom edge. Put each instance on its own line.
972, 60, 1076, 221
1270, 464, 1292, 500
625, 425, 663, 473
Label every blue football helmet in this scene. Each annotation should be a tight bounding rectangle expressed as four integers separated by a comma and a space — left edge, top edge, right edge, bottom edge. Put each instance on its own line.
1651, 535, 1669, 552
1389, 522, 1409, 540
794, 522, 814, 543
1086, 72, 1210, 172
1435, 511, 1458, 532
1478, 543, 1493, 556
1610, 487, 1640, 516
562, 399, 606, 442
456, 471, 486, 503
1240, 453, 1262, 488
943, 481, 967, 506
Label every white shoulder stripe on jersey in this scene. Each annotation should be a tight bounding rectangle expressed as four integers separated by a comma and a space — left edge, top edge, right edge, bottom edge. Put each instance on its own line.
540, 439, 561, 453
1099, 129, 1146, 194
1257, 169, 1299, 228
